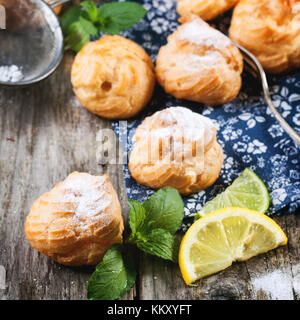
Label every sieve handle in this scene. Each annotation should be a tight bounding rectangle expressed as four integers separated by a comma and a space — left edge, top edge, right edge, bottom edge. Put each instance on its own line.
49, 0, 71, 9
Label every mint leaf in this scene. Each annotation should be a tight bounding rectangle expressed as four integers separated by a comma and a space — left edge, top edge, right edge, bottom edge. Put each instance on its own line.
136, 229, 180, 262
99, 19, 122, 35
98, 2, 147, 32
128, 200, 146, 237
61, 1, 147, 52
64, 21, 91, 52
142, 187, 184, 234
78, 16, 98, 37
80, 0, 98, 23
128, 188, 184, 262
87, 244, 136, 300
64, 16, 98, 52
60, 5, 81, 34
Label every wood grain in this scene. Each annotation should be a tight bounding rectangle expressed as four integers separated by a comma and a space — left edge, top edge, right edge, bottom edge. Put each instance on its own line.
0, 52, 299, 301
0, 1, 299, 299
139, 214, 300, 300
0, 53, 133, 300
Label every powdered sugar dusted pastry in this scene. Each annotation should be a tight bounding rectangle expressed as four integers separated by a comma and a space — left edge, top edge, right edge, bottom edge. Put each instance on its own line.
229, 0, 300, 74
71, 35, 155, 119
129, 107, 224, 195
24, 172, 124, 266
156, 14, 243, 106
177, 0, 238, 21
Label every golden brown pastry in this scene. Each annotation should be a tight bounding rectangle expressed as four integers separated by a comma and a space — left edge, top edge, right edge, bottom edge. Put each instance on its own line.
71, 35, 155, 119
24, 172, 124, 266
229, 0, 300, 74
129, 107, 224, 195
156, 14, 243, 106
177, 0, 238, 21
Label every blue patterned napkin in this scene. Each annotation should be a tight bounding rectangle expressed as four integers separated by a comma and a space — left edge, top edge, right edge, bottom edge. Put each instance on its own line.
111, 0, 300, 216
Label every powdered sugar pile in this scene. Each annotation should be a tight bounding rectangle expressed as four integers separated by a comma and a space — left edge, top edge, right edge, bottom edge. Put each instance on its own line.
178, 19, 231, 50
181, 52, 222, 72
252, 269, 294, 300
135, 107, 216, 146
174, 19, 229, 72
61, 173, 112, 220
0, 65, 24, 82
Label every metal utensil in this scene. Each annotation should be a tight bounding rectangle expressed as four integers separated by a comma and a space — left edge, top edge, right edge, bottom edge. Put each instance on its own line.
233, 41, 300, 147
0, 0, 70, 86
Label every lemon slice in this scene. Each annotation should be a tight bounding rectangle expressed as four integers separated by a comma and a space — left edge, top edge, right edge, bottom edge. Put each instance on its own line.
179, 207, 287, 285
195, 168, 270, 219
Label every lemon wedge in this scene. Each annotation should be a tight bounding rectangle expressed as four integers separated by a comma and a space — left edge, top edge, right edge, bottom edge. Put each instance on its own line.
179, 207, 287, 285
195, 168, 270, 219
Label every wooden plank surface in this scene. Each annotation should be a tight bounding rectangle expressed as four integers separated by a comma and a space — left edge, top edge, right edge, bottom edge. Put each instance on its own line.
139, 214, 300, 300
0, 53, 133, 300
0, 38, 299, 301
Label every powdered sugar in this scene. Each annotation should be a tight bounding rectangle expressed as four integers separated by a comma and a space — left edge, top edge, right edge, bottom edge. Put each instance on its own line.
60, 173, 112, 220
292, 3, 300, 14
181, 52, 222, 72
252, 269, 294, 300
137, 106, 216, 146
178, 19, 231, 50
0, 65, 24, 83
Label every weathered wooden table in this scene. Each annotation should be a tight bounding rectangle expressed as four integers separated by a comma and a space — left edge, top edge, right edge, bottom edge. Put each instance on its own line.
0, 51, 299, 300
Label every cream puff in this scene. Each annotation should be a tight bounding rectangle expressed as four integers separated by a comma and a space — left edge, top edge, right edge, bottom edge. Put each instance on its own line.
71, 35, 155, 119
129, 107, 224, 195
229, 0, 300, 74
156, 14, 243, 106
24, 172, 124, 266
177, 0, 239, 21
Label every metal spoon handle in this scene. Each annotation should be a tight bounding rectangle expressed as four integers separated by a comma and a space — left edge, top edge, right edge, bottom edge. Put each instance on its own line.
49, 0, 71, 8
233, 41, 300, 147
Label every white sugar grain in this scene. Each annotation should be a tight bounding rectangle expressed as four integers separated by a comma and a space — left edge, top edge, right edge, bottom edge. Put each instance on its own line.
62, 174, 111, 220
0, 65, 24, 82
144, 107, 216, 146
252, 269, 294, 300
178, 19, 231, 50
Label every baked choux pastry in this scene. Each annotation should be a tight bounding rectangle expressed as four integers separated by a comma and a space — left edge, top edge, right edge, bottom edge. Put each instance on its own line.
229, 0, 300, 74
129, 107, 224, 195
156, 14, 243, 106
177, 0, 238, 21
71, 35, 155, 119
24, 172, 124, 266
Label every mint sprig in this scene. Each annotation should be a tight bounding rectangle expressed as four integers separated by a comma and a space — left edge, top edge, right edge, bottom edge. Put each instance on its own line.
60, 1, 147, 52
87, 187, 184, 300
128, 187, 184, 262
87, 244, 136, 300
135, 228, 180, 262
142, 187, 185, 235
